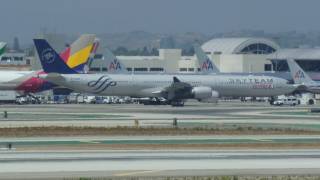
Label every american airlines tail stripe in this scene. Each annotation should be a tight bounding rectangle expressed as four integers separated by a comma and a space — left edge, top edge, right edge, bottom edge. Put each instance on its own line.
91, 41, 99, 54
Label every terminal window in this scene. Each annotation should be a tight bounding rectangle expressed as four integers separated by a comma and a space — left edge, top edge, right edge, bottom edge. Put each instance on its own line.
271, 60, 288, 72
241, 43, 276, 54
1, 56, 11, 61
89, 68, 100, 72
134, 68, 148, 72
94, 54, 103, 59
296, 60, 320, 72
14, 57, 23, 61
150, 67, 164, 72
272, 59, 320, 72
264, 64, 272, 71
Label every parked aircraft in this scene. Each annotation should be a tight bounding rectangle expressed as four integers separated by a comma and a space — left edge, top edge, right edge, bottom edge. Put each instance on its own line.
194, 45, 296, 82
35, 39, 298, 106
0, 34, 96, 95
194, 45, 220, 74
104, 48, 129, 74
287, 59, 320, 94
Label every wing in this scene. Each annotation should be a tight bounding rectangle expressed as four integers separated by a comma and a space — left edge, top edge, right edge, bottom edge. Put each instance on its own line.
150, 76, 193, 101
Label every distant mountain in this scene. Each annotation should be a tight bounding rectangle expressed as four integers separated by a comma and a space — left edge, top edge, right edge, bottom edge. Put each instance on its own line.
96, 30, 320, 52
97, 31, 210, 51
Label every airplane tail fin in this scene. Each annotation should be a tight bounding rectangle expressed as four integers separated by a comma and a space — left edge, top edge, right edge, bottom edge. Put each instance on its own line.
87, 38, 100, 71
63, 34, 96, 73
0, 42, 7, 56
90, 38, 100, 55
105, 48, 128, 74
287, 59, 314, 85
194, 45, 220, 73
60, 45, 71, 63
34, 39, 77, 74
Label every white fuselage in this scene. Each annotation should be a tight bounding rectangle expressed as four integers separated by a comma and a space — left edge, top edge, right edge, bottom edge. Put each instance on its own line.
0, 71, 34, 89
306, 84, 320, 94
45, 73, 297, 98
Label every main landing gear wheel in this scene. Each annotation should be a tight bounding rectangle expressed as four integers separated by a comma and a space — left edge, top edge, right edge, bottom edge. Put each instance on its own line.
269, 96, 275, 105
170, 100, 184, 107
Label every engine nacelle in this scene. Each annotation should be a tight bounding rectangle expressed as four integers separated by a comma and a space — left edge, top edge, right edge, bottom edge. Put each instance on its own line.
200, 91, 219, 103
191, 87, 219, 102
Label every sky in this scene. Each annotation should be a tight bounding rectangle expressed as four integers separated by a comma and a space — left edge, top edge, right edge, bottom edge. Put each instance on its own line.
1, 0, 320, 43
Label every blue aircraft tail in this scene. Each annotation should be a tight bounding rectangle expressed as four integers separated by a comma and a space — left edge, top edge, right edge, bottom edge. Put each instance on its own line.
33, 39, 77, 74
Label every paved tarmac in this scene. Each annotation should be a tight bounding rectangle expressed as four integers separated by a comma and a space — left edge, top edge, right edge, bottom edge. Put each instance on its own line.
0, 101, 318, 130
0, 150, 320, 179
0, 101, 319, 178
1, 135, 320, 149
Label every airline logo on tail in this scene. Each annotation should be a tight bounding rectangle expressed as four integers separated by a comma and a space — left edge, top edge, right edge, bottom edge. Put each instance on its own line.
41, 48, 56, 64
201, 59, 214, 71
294, 70, 305, 80
0, 42, 6, 56
109, 59, 122, 71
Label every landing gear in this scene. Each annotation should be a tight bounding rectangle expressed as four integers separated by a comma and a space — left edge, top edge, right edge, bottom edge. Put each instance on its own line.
27, 93, 41, 104
16, 93, 41, 104
141, 97, 168, 105
269, 96, 275, 105
170, 100, 184, 107
308, 99, 315, 105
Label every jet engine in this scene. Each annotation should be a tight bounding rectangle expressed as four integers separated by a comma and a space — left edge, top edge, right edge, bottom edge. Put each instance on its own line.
191, 86, 219, 102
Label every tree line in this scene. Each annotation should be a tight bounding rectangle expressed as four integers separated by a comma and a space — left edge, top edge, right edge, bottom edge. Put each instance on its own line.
112, 46, 195, 56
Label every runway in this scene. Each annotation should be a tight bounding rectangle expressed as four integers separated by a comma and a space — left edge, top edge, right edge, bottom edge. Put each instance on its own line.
0, 102, 319, 131
2, 135, 320, 149
0, 150, 320, 179
0, 102, 319, 178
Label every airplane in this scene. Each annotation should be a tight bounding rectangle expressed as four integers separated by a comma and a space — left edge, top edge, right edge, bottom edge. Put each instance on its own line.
194, 45, 295, 82
35, 39, 299, 106
287, 59, 320, 94
0, 42, 6, 56
194, 45, 220, 74
0, 34, 96, 96
104, 48, 129, 74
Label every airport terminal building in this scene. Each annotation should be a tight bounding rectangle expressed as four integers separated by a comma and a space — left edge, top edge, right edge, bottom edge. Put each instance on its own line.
91, 38, 281, 74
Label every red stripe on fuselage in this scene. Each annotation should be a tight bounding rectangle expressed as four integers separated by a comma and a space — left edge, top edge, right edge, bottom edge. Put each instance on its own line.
15, 71, 46, 93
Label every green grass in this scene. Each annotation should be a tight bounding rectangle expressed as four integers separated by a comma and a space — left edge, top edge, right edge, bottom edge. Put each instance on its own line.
268, 111, 314, 116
